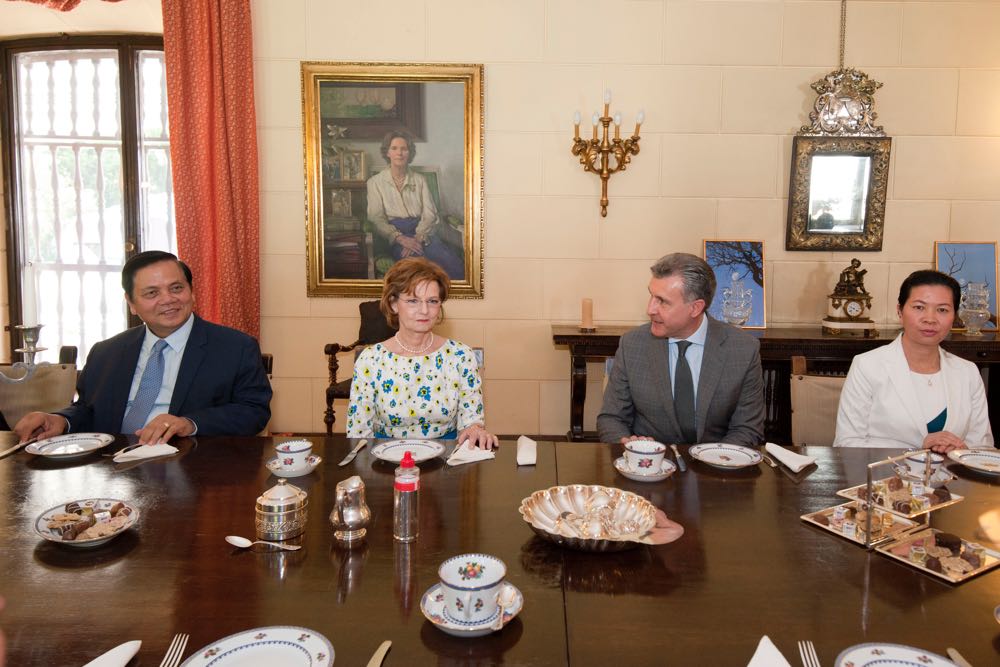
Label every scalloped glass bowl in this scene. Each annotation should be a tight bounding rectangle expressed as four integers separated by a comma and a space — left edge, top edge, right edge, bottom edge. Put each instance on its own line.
518, 484, 657, 552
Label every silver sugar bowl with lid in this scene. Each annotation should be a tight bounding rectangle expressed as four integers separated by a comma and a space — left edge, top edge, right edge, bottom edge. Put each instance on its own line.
255, 478, 308, 541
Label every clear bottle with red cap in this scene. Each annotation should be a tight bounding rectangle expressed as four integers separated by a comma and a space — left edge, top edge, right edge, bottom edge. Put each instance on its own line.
393, 450, 419, 542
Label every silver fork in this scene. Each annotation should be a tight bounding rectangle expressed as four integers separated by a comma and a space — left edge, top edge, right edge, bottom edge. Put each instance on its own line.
798, 640, 821, 667
159, 632, 190, 667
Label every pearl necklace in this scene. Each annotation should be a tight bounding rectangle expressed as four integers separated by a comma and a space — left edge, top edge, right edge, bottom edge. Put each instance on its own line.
395, 333, 434, 355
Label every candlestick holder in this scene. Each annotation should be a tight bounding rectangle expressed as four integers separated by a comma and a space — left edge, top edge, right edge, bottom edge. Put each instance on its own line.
571, 92, 643, 217
14, 324, 46, 365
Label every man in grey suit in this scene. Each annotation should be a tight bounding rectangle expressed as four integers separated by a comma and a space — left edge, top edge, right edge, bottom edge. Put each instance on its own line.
597, 253, 765, 447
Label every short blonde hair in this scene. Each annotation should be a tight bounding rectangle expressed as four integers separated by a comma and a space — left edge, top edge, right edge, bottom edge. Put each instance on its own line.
379, 257, 451, 328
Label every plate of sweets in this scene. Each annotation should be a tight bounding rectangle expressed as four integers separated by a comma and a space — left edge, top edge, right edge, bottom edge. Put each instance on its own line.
800, 500, 917, 546
876, 528, 1000, 584
34, 498, 138, 548
836, 477, 962, 519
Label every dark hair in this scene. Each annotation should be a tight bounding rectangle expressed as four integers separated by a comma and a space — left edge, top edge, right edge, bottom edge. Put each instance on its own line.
898, 270, 961, 310
650, 252, 717, 309
122, 251, 193, 298
380, 257, 450, 328
380, 130, 416, 164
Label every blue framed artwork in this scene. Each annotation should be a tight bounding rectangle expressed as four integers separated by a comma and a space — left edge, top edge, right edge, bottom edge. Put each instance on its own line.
703, 240, 766, 329
934, 241, 998, 331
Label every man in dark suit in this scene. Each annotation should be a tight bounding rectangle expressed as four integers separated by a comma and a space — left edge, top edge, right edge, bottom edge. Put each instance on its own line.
597, 253, 764, 447
14, 251, 272, 444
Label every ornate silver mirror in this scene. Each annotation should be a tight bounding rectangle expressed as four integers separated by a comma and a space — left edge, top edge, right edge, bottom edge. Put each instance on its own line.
786, 2, 891, 251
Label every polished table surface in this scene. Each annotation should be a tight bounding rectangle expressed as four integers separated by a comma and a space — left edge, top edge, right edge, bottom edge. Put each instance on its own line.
1, 435, 999, 666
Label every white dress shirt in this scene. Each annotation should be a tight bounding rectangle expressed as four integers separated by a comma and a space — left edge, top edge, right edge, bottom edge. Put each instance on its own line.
667, 315, 709, 405
124, 314, 195, 429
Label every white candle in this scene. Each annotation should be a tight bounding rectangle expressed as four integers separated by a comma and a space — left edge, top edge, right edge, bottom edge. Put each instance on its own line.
573, 110, 581, 139
634, 109, 645, 136
581, 298, 594, 329
22, 262, 37, 326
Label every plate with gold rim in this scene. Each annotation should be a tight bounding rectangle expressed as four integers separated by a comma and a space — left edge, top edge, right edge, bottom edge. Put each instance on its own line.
688, 443, 762, 469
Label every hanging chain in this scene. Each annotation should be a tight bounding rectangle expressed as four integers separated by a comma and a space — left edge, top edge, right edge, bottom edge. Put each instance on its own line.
839, 0, 847, 69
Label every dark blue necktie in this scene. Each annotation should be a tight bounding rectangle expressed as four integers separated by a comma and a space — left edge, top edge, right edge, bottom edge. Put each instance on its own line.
674, 341, 697, 444
121, 339, 167, 433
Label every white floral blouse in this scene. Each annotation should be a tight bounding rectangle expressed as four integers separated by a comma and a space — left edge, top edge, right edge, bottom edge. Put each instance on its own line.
346, 339, 484, 439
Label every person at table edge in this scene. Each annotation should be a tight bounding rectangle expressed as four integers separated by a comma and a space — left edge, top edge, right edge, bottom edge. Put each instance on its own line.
13, 251, 272, 444
346, 257, 497, 449
597, 252, 765, 447
834, 269, 995, 451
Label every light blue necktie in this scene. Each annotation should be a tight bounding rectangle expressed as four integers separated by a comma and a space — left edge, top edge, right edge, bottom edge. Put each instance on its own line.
121, 339, 168, 434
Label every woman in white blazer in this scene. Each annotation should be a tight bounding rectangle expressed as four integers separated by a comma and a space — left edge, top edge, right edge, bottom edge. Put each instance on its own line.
835, 270, 994, 451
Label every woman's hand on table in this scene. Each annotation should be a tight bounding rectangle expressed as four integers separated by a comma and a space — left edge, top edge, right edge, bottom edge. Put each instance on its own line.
922, 431, 967, 454
459, 424, 498, 451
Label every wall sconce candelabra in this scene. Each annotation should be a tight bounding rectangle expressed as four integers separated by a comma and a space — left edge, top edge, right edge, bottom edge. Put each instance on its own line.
571, 90, 643, 217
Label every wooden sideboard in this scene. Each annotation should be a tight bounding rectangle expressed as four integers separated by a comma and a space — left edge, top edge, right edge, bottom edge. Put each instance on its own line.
552, 324, 1000, 444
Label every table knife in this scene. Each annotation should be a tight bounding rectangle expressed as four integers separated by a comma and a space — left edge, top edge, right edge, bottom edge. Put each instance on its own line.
946, 647, 973, 667
0, 438, 36, 460
81, 639, 141, 667
338, 439, 368, 466
670, 444, 687, 472
366, 640, 391, 667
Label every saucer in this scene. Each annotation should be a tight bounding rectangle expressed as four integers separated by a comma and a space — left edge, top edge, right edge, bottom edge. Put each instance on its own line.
613, 456, 676, 482
266, 455, 322, 478
420, 582, 523, 638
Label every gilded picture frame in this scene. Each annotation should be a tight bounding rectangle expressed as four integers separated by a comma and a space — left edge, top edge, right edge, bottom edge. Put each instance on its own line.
302, 62, 484, 297
785, 135, 891, 251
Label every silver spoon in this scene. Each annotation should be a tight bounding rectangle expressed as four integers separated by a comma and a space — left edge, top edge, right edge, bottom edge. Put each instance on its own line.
491, 584, 517, 630
225, 535, 302, 551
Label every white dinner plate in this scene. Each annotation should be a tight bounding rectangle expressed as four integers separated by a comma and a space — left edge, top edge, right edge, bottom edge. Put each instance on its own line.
834, 642, 954, 666
25, 433, 114, 459
420, 582, 523, 638
689, 443, 762, 469
613, 456, 676, 482
34, 498, 138, 548
947, 448, 1000, 476
180, 626, 334, 666
371, 439, 446, 463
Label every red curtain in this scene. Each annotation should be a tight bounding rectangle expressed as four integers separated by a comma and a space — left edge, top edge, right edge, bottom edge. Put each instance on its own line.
161, 0, 261, 338
4, 0, 123, 10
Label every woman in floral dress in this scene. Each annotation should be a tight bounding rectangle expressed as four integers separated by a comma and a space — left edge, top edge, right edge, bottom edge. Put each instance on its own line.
346, 257, 497, 449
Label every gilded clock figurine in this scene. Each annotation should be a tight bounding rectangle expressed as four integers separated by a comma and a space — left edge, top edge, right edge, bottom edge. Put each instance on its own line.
822, 258, 877, 337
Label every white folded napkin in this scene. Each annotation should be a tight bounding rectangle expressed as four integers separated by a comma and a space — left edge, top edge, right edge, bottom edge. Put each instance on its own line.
113, 443, 179, 463
746, 635, 791, 667
765, 442, 817, 473
82, 640, 142, 667
446, 440, 496, 467
516, 435, 537, 466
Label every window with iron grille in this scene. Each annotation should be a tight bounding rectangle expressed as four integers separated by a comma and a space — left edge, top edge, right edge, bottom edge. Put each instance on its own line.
1, 35, 175, 365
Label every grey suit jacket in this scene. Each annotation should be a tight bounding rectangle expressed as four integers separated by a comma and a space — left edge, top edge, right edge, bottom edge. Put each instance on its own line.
597, 317, 765, 446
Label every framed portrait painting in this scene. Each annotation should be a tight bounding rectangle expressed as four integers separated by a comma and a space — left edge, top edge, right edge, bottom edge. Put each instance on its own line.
934, 241, 998, 331
703, 240, 766, 329
302, 62, 484, 297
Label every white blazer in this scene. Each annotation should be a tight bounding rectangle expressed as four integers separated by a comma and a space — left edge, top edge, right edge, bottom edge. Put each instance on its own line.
834, 334, 994, 449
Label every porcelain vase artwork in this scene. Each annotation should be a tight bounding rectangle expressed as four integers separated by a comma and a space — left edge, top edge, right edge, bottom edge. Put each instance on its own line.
959, 282, 991, 336
721, 272, 753, 326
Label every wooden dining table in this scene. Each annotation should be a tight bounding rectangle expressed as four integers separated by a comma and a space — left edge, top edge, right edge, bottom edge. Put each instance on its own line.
1, 434, 998, 666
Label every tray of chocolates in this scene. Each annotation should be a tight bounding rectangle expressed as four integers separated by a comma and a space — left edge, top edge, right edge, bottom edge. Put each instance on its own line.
800, 501, 918, 546
876, 528, 1000, 584
34, 498, 138, 548
835, 477, 962, 519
